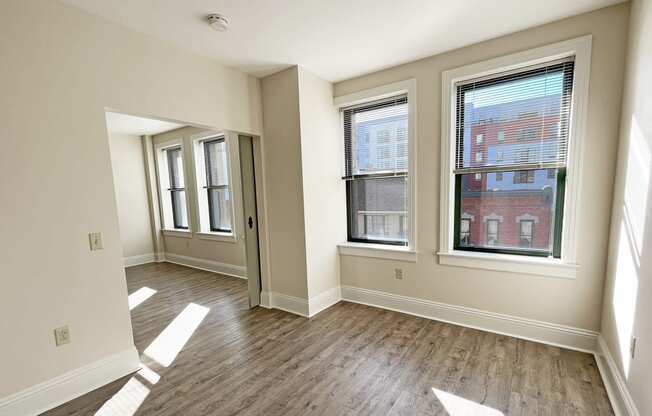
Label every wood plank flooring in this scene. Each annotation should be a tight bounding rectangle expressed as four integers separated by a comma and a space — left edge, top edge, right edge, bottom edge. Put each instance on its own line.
44, 262, 613, 415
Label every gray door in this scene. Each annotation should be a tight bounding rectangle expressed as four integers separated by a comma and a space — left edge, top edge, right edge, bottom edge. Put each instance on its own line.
239, 136, 261, 307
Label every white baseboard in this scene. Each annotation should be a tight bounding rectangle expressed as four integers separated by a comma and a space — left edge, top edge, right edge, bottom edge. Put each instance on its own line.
0, 347, 140, 416
594, 335, 640, 416
260, 291, 309, 317
308, 287, 341, 317
341, 285, 598, 353
164, 253, 247, 280
124, 253, 157, 267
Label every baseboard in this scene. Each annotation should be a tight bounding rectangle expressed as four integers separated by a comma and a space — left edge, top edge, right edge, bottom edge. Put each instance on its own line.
124, 253, 157, 267
308, 287, 341, 317
341, 285, 598, 353
164, 253, 247, 280
0, 347, 140, 416
260, 291, 309, 317
594, 335, 640, 416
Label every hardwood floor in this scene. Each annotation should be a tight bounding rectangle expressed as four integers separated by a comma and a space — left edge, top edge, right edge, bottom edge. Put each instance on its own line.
44, 262, 613, 415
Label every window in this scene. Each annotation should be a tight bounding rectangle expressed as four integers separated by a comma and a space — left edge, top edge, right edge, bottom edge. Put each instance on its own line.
155, 143, 190, 231
166, 147, 188, 229
203, 138, 232, 232
452, 58, 574, 257
486, 219, 499, 246
476, 134, 483, 144
519, 220, 534, 247
343, 94, 408, 245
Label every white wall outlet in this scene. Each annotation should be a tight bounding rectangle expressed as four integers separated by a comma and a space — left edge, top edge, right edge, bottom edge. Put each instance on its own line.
394, 268, 404, 280
88, 232, 103, 251
54, 325, 71, 346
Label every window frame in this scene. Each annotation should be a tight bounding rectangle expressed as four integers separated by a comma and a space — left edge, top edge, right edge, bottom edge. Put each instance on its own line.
203, 137, 232, 233
190, 131, 239, 242
438, 36, 592, 279
335, 79, 417, 261
154, 139, 192, 235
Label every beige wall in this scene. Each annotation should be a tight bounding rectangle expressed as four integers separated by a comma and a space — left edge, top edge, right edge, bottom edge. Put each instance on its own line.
601, 0, 651, 414
152, 127, 246, 268
297, 68, 346, 298
0, 0, 261, 398
260, 67, 310, 298
334, 4, 629, 331
108, 133, 155, 259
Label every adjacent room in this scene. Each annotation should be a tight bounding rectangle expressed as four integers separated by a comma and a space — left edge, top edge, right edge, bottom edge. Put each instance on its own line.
0, 0, 649, 415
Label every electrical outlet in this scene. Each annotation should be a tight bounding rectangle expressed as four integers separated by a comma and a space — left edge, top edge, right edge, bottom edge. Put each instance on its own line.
630, 337, 637, 360
88, 232, 103, 251
54, 326, 71, 346
394, 268, 404, 280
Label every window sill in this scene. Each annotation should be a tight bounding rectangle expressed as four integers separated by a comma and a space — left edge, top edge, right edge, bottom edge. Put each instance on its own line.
197, 231, 236, 243
162, 229, 192, 239
437, 250, 577, 279
338, 242, 417, 262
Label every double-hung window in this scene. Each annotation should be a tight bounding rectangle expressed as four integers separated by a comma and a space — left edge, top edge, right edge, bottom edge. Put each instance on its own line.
162, 146, 189, 230
193, 134, 233, 234
342, 95, 409, 246
452, 59, 574, 258
202, 138, 232, 232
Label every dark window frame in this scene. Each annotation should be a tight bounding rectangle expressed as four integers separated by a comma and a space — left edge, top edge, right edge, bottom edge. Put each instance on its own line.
203, 137, 232, 233
166, 146, 188, 230
453, 60, 574, 258
343, 95, 409, 246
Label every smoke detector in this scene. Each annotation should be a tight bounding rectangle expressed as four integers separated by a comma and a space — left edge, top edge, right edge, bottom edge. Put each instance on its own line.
207, 14, 229, 32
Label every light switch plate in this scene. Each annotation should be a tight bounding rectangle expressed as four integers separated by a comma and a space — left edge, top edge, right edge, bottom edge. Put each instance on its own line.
89, 232, 103, 251
54, 326, 71, 346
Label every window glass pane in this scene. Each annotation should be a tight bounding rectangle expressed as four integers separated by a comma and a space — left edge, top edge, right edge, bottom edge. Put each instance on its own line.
347, 177, 407, 244
171, 190, 188, 229
204, 140, 228, 186
457, 169, 559, 254
208, 188, 232, 232
167, 147, 184, 188
457, 63, 573, 170
352, 103, 408, 174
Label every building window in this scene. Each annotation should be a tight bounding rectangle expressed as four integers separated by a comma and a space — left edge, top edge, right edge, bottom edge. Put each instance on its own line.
155, 143, 190, 231
202, 138, 232, 232
519, 220, 534, 247
513, 170, 535, 184
460, 219, 471, 245
486, 219, 499, 246
452, 58, 575, 257
476, 134, 483, 144
343, 94, 409, 245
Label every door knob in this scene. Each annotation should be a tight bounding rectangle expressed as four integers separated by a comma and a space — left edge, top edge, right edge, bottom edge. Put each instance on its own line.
248, 216, 253, 229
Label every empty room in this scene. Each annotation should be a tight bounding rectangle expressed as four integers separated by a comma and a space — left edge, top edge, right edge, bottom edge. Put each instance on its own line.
0, 1, 649, 415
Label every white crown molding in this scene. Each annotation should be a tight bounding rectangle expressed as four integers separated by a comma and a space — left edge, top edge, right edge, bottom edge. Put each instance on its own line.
341, 285, 598, 353
163, 253, 247, 280
123, 253, 157, 267
594, 336, 640, 416
0, 347, 139, 416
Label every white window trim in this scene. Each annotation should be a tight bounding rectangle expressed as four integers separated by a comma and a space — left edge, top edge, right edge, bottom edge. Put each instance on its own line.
334, 79, 417, 261
438, 35, 592, 279
189, 130, 237, 240
154, 138, 193, 235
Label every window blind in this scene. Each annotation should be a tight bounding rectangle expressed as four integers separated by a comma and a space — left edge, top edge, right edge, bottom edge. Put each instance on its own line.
455, 59, 575, 174
343, 94, 408, 179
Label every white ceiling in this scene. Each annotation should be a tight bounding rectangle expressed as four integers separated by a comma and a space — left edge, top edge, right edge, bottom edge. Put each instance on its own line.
105, 112, 184, 136
63, 0, 625, 82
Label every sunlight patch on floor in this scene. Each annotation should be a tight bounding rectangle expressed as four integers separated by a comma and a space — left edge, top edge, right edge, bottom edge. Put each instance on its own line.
128, 287, 157, 310
144, 303, 210, 367
432, 388, 504, 416
94, 378, 150, 416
